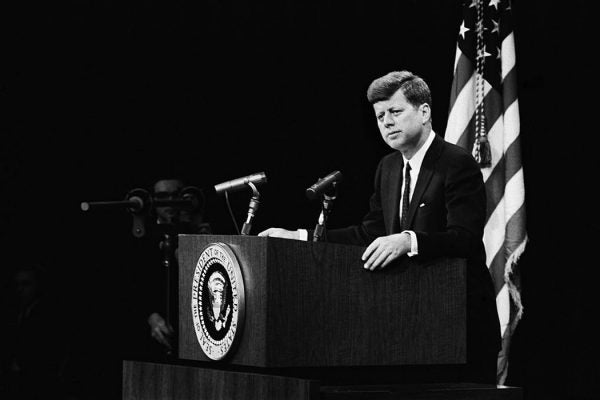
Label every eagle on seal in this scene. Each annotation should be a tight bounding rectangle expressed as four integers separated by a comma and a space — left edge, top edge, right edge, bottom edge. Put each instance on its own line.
207, 271, 231, 331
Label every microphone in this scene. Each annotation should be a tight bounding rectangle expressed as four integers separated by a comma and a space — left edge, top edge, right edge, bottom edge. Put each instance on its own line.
214, 172, 267, 195
306, 170, 343, 200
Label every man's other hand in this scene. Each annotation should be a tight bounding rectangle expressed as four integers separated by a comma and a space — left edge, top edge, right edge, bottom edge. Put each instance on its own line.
148, 312, 174, 350
361, 232, 411, 271
258, 228, 301, 240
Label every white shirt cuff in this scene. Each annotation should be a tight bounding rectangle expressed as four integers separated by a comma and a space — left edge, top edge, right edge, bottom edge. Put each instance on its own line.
297, 229, 308, 241
402, 230, 418, 257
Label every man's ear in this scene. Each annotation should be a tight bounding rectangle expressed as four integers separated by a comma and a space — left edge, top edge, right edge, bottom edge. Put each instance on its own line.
420, 103, 431, 124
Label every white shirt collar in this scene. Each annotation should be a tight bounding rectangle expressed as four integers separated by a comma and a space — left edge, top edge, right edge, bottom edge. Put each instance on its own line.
402, 130, 435, 172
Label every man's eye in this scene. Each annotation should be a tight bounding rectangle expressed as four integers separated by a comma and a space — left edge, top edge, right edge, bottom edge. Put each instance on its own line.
391, 110, 402, 115
377, 114, 384, 122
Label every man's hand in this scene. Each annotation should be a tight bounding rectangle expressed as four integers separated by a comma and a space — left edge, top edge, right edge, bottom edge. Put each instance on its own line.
361, 232, 411, 271
257, 228, 300, 240
148, 312, 174, 350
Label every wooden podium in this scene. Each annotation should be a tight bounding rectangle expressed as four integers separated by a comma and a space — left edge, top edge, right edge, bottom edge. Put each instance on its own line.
122, 235, 521, 399
178, 235, 466, 367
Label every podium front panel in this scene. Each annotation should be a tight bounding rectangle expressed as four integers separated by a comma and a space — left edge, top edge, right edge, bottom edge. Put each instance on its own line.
178, 235, 466, 368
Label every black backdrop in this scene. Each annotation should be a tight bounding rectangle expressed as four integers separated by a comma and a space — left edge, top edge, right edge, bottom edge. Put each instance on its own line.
2, 1, 598, 399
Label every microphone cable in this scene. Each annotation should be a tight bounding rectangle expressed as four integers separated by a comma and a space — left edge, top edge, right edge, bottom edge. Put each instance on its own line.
224, 191, 241, 235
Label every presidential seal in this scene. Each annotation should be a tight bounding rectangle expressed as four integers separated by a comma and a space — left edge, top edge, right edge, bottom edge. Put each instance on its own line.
191, 243, 245, 361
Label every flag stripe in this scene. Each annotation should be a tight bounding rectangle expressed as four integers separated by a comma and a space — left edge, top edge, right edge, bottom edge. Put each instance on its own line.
504, 169, 526, 220
504, 195, 527, 255
446, 63, 476, 144
448, 51, 475, 111
501, 33, 517, 80
484, 139, 523, 224
501, 67, 518, 110
503, 98, 520, 150
483, 195, 505, 267
488, 242, 507, 295
496, 284, 510, 335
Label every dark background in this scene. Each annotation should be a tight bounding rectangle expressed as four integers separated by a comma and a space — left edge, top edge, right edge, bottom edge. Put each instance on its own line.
1, 1, 598, 399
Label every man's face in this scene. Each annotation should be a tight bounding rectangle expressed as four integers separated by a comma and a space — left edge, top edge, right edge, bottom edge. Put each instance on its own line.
373, 89, 430, 157
153, 179, 184, 224
15, 270, 39, 305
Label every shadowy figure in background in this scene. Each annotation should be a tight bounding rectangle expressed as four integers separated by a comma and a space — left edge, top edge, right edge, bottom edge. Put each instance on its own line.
129, 178, 211, 359
0, 263, 74, 400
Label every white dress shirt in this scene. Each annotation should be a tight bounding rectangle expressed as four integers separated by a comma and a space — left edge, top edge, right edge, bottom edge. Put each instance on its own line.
402, 130, 436, 256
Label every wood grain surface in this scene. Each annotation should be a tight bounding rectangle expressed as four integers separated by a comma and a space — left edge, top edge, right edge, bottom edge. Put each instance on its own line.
122, 360, 317, 400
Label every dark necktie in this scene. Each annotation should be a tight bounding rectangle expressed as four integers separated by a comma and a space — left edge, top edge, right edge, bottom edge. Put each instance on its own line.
400, 162, 411, 230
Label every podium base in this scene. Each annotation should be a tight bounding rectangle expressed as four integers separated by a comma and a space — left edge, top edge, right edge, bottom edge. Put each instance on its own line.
321, 383, 522, 400
123, 360, 522, 400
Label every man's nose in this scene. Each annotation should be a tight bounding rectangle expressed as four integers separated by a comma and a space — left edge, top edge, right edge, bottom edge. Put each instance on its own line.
383, 112, 395, 127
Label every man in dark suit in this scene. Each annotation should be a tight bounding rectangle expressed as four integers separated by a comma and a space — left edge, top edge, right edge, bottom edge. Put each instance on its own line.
259, 70, 500, 384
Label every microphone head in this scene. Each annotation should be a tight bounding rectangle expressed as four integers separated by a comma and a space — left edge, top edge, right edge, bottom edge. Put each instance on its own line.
248, 171, 268, 185
214, 172, 268, 195
306, 170, 342, 200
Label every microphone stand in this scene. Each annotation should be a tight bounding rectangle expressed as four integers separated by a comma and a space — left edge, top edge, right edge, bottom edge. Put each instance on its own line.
81, 188, 153, 238
241, 181, 261, 235
157, 224, 178, 357
313, 183, 338, 242
81, 187, 201, 238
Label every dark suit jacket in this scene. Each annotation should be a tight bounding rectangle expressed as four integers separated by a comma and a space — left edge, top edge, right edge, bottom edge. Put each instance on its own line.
324, 133, 501, 360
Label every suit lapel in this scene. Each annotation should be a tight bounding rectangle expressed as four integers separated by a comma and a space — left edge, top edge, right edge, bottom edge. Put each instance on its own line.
405, 134, 443, 229
388, 153, 404, 234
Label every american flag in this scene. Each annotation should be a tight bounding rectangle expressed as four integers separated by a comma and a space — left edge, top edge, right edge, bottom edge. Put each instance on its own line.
444, 0, 527, 384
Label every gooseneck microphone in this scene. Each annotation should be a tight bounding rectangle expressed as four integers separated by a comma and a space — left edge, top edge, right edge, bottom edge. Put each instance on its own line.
214, 172, 268, 235
214, 172, 267, 195
305, 170, 343, 200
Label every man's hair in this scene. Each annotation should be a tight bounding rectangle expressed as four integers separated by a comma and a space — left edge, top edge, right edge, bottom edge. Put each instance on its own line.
152, 177, 185, 192
366, 70, 432, 109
